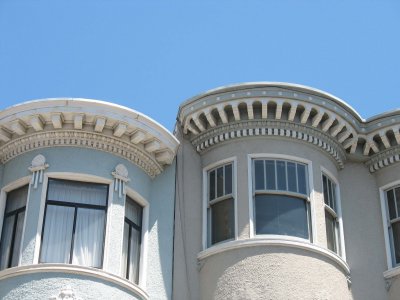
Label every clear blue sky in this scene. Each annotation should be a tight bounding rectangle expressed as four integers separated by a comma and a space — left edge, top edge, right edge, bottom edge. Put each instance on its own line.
0, 0, 399, 130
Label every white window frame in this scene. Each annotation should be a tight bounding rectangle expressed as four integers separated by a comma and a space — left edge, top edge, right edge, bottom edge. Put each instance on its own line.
202, 157, 238, 250
320, 166, 346, 260
124, 186, 149, 289
0, 176, 32, 269
247, 153, 316, 243
380, 179, 400, 271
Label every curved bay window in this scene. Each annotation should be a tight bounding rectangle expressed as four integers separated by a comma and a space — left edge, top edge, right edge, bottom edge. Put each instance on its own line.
385, 185, 400, 266
39, 179, 108, 268
122, 196, 142, 284
207, 163, 234, 246
0, 185, 28, 270
252, 159, 311, 240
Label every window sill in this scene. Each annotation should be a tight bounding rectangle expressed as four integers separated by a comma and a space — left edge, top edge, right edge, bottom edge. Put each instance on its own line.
383, 266, 400, 279
198, 237, 350, 275
0, 264, 149, 300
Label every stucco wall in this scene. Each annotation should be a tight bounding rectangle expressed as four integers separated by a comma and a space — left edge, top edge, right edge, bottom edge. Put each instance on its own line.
339, 163, 388, 299
199, 246, 351, 300
0, 271, 143, 300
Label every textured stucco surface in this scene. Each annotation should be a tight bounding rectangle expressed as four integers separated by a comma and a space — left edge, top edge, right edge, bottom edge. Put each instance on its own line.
199, 246, 351, 300
339, 163, 388, 300
0, 272, 142, 300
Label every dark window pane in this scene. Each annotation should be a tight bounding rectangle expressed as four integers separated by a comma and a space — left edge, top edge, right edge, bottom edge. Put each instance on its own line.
41, 205, 74, 263
11, 212, 25, 267
392, 222, 400, 265
0, 216, 14, 270
331, 182, 337, 211
287, 162, 297, 193
297, 164, 307, 195
388, 189, 397, 220
47, 180, 107, 206
216, 167, 224, 198
211, 198, 234, 245
5, 185, 28, 214
121, 222, 129, 279
209, 170, 215, 200
276, 161, 287, 191
265, 160, 276, 190
254, 160, 265, 190
396, 188, 400, 220
125, 197, 142, 226
255, 194, 308, 239
328, 180, 334, 209
325, 212, 337, 253
225, 164, 232, 195
322, 175, 329, 206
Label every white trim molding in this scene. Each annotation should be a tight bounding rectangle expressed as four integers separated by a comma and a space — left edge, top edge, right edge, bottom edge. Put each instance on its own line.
202, 157, 238, 250
320, 166, 347, 261
0, 264, 149, 300
379, 179, 400, 271
247, 153, 317, 243
197, 237, 350, 275
178, 83, 400, 172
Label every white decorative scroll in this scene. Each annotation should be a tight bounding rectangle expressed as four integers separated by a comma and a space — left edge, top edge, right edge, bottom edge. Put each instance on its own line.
112, 163, 130, 198
28, 154, 49, 189
49, 286, 82, 300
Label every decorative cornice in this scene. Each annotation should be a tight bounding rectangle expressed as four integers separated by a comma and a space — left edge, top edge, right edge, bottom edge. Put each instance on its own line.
178, 83, 400, 172
192, 120, 346, 168
365, 145, 400, 173
0, 98, 179, 173
0, 130, 163, 178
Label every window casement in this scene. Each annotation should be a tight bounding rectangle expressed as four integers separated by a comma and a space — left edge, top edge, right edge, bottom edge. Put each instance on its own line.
252, 159, 311, 240
207, 162, 235, 247
0, 185, 28, 270
122, 195, 143, 284
384, 185, 400, 267
39, 179, 108, 268
322, 174, 341, 255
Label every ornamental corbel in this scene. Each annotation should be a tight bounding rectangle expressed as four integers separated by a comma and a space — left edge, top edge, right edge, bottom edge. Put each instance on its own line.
28, 154, 49, 189
112, 163, 130, 198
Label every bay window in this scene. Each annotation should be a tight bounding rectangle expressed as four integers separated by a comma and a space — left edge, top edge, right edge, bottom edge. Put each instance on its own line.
122, 195, 142, 284
252, 159, 311, 240
207, 162, 235, 246
39, 179, 108, 268
384, 185, 400, 266
322, 174, 341, 255
0, 185, 28, 270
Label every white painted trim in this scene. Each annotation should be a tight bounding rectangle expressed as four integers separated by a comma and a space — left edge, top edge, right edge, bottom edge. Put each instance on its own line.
202, 156, 237, 250
320, 166, 347, 261
125, 186, 150, 290
379, 181, 400, 270
102, 180, 115, 273
0, 264, 149, 300
197, 237, 350, 275
0, 176, 31, 267
33, 175, 48, 264
247, 153, 317, 243
384, 265, 400, 279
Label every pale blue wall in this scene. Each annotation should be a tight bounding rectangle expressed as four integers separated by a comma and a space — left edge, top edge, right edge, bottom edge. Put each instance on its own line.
0, 146, 175, 300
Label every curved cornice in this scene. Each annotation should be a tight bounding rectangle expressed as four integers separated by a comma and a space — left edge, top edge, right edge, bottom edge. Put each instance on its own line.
0, 98, 179, 177
178, 82, 400, 171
